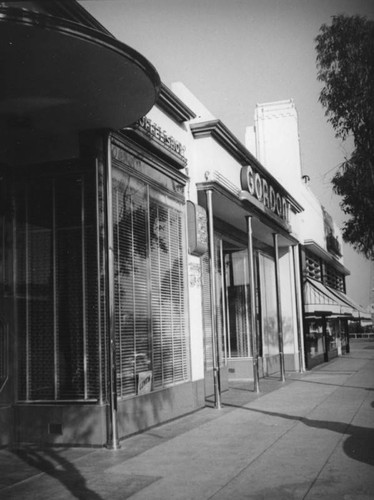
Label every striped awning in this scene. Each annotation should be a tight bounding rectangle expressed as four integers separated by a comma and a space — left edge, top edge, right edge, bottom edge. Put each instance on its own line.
326, 285, 371, 320
304, 278, 369, 318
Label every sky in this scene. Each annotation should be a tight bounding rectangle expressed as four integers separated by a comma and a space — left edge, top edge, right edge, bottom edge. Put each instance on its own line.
80, 0, 374, 308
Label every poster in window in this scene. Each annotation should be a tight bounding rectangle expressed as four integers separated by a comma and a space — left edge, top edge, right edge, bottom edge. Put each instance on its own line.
137, 371, 152, 395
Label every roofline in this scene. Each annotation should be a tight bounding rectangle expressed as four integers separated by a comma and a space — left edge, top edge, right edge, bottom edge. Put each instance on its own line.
51, 0, 115, 35
156, 83, 197, 123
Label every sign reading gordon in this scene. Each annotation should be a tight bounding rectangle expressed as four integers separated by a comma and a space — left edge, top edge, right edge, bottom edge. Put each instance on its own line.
240, 165, 289, 221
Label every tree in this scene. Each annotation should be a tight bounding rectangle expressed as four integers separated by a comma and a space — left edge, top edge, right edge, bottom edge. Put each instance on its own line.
315, 14, 374, 259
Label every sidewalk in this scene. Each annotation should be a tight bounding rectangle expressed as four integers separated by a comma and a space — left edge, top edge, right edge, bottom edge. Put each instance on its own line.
1, 340, 373, 500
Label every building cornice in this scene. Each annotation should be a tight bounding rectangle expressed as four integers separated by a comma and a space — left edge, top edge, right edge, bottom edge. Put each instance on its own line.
156, 83, 196, 123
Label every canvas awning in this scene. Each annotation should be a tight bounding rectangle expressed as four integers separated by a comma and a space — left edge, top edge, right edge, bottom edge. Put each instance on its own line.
304, 278, 367, 318
325, 285, 371, 320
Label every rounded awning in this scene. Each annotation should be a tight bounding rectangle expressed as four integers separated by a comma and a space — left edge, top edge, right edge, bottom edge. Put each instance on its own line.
0, 6, 161, 145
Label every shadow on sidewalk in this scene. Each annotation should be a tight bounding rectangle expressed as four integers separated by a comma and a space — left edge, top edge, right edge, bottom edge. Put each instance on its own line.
225, 404, 374, 466
292, 378, 374, 392
12, 447, 103, 500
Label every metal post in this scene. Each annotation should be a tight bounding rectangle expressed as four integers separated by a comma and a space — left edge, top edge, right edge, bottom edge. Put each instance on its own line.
292, 244, 305, 372
206, 189, 222, 409
246, 216, 260, 393
104, 131, 120, 449
273, 233, 286, 382
322, 315, 329, 362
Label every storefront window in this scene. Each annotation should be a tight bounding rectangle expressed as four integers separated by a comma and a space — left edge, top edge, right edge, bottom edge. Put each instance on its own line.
112, 167, 188, 397
225, 249, 250, 358
326, 318, 339, 351
0, 317, 7, 392
258, 253, 278, 357
201, 237, 226, 370
305, 319, 324, 357
16, 170, 98, 401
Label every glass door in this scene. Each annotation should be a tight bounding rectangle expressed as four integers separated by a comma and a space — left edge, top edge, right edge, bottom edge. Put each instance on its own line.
224, 248, 251, 359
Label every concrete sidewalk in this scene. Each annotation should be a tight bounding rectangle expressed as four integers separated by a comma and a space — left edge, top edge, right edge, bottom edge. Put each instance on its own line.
1, 340, 373, 500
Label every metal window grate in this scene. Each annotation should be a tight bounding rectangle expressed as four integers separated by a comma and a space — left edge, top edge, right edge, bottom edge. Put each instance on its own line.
325, 264, 344, 292
305, 253, 321, 281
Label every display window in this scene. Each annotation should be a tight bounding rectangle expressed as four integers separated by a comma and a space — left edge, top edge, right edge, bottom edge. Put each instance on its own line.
305, 319, 324, 358
15, 167, 99, 401
112, 164, 189, 397
201, 236, 226, 370
202, 235, 255, 365
224, 248, 251, 358
258, 253, 279, 358
326, 318, 340, 352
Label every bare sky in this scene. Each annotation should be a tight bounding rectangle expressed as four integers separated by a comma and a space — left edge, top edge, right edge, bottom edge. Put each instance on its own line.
80, 0, 374, 307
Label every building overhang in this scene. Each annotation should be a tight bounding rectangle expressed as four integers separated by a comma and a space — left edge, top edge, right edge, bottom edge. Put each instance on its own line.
197, 178, 298, 248
0, 5, 161, 162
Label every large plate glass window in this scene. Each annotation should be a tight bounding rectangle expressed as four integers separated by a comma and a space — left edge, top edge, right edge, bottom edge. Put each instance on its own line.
112, 166, 188, 398
258, 253, 279, 358
15, 170, 98, 401
224, 249, 251, 358
201, 236, 226, 371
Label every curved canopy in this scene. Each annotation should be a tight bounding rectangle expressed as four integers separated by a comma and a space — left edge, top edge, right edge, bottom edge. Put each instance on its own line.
0, 6, 160, 158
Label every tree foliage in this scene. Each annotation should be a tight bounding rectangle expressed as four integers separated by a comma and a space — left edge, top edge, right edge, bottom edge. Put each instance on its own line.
315, 14, 374, 259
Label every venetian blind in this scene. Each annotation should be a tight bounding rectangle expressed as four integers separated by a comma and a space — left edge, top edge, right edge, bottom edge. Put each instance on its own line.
112, 167, 188, 398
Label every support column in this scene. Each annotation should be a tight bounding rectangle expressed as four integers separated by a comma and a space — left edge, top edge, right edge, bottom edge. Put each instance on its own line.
322, 315, 329, 362
206, 189, 221, 409
292, 244, 305, 372
246, 216, 260, 393
273, 233, 286, 382
104, 131, 120, 449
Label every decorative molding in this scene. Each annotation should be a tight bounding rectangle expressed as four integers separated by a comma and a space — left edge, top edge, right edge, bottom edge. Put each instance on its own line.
156, 83, 196, 123
191, 119, 250, 165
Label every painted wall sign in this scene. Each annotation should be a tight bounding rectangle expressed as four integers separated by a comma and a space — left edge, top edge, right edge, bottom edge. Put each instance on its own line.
137, 371, 152, 395
240, 165, 290, 221
137, 116, 186, 161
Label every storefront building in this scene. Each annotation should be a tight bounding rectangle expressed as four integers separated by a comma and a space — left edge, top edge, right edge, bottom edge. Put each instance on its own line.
171, 84, 305, 404
2, 3, 361, 450
299, 204, 370, 369
0, 0, 181, 448
300, 206, 351, 368
2, 1, 306, 449
247, 99, 370, 370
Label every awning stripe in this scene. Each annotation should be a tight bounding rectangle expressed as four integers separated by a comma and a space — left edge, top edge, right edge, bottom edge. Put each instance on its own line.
325, 285, 371, 320
304, 278, 365, 318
